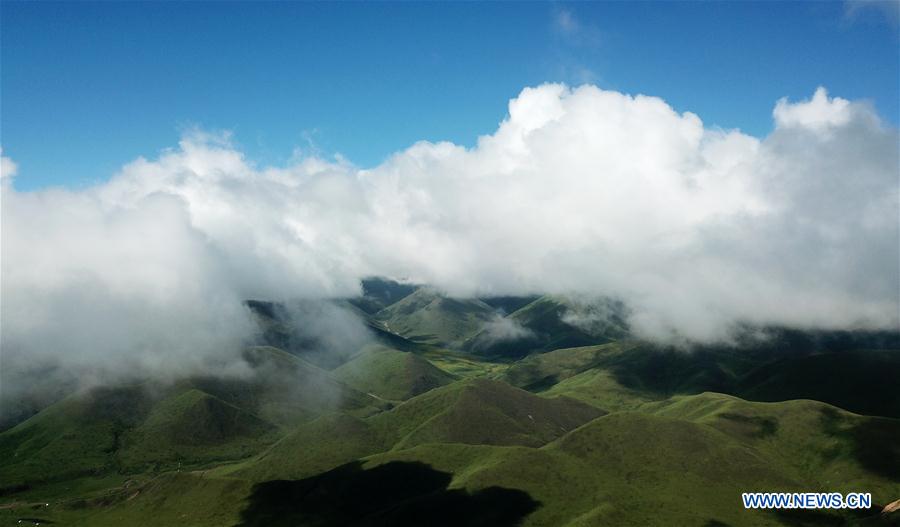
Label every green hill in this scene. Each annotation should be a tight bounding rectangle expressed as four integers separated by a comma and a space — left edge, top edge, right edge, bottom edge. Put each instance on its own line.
734, 349, 900, 419
332, 345, 457, 401
0, 384, 155, 489
3, 284, 899, 527
502, 341, 900, 418
236, 413, 388, 482
503, 341, 900, 418
478, 295, 542, 315
358, 396, 898, 527
645, 392, 900, 491
244, 300, 375, 369
501, 341, 719, 411
0, 383, 279, 491
198, 346, 384, 425
374, 287, 497, 346
117, 389, 278, 471
501, 341, 641, 391
231, 376, 603, 482
347, 277, 420, 314
0, 346, 384, 491
3, 389, 897, 527
465, 295, 629, 357
369, 378, 605, 449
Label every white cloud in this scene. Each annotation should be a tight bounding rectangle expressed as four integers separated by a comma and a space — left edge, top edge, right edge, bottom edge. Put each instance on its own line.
0, 149, 17, 183
773, 87, 855, 132
1, 84, 897, 392
478, 315, 536, 346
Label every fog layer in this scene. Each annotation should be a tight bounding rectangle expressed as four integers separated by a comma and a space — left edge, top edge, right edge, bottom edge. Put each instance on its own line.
2, 85, 897, 389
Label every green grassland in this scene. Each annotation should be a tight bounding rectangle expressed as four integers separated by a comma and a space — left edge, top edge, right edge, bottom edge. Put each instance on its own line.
3, 370, 897, 526
2, 286, 898, 526
373, 287, 497, 347
332, 344, 457, 401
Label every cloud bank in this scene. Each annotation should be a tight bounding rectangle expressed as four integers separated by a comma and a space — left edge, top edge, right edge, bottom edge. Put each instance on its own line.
2, 84, 898, 390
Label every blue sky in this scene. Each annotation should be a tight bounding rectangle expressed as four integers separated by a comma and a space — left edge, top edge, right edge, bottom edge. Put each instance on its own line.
2, 1, 897, 190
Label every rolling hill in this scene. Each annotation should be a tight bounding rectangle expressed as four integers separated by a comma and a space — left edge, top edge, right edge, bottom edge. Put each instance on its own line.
332, 344, 457, 401
0, 346, 383, 492
346, 277, 419, 314
2, 282, 899, 527
464, 295, 629, 357
373, 287, 497, 347
369, 378, 605, 449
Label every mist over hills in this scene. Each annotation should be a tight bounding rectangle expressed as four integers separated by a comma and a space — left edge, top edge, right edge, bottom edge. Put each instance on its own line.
3, 92, 898, 527
1, 277, 898, 526
2, 0, 898, 520
3, 86, 898, 406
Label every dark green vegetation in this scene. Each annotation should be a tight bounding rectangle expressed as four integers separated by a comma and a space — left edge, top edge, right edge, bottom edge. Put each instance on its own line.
2, 278, 898, 526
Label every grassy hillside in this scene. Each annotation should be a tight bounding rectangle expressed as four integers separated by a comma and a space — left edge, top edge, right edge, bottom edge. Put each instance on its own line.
234, 413, 389, 482
117, 389, 278, 472
478, 295, 542, 315
369, 378, 604, 449
465, 295, 629, 357
502, 340, 900, 418
374, 287, 496, 346
347, 277, 419, 314
734, 349, 900, 419
209, 346, 384, 424
502, 341, 684, 411
3, 389, 897, 526
0, 346, 384, 492
4, 283, 899, 527
332, 345, 457, 401
501, 341, 642, 391
360, 399, 898, 527
0, 384, 155, 489
645, 392, 900, 494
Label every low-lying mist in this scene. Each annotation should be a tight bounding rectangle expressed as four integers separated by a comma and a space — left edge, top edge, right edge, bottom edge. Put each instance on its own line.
2, 84, 898, 417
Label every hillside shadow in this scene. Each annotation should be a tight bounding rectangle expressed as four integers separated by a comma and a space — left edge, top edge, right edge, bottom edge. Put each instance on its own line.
603, 346, 738, 397
820, 408, 900, 481
235, 461, 540, 527
717, 412, 779, 439
599, 333, 900, 419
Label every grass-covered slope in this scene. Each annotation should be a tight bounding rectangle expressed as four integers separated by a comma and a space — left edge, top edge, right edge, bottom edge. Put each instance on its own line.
645, 392, 900, 494
501, 341, 704, 411
346, 277, 419, 314
332, 345, 457, 401
0, 346, 384, 492
235, 413, 388, 482
369, 378, 605, 449
224, 376, 603, 482
4, 291, 899, 527
3, 389, 897, 527
502, 340, 900, 418
0, 384, 276, 491
117, 389, 278, 471
465, 295, 628, 357
360, 396, 898, 527
734, 349, 900, 419
501, 341, 641, 390
189, 346, 384, 426
374, 287, 496, 346
0, 384, 155, 489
